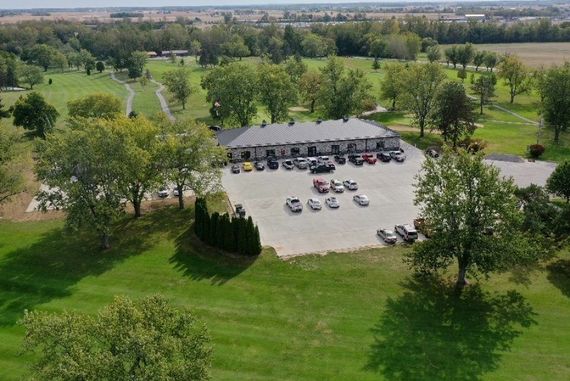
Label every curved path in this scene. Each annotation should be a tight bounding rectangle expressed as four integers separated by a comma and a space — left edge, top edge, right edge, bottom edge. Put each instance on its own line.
150, 78, 175, 122
110, 72, 134, 116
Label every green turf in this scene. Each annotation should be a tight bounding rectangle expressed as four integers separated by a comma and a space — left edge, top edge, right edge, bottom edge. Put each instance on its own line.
0, 69, 128, 128
0, 207, 569, 380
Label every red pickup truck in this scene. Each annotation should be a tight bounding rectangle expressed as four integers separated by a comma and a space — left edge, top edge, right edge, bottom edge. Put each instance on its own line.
361, 153, 377, 164
313, 177, 330, 193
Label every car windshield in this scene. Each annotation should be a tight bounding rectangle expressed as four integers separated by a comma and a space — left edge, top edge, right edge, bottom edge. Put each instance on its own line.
329, 197, 337, 202
291, 199, 300, 204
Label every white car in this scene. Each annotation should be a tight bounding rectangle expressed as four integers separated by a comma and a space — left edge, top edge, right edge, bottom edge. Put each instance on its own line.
318, 156, 330, 162
282, 160, 294, 170
158, 187, 169, 198
330, 179, 345, 193
395, 224, 419, 242
377, 228, 398, 244
286, 196, 303, 212
325, 196, 340, 208
173, 188, 180, 197
307, 198, 322, 210
307, 157, 318, 167
353, 194, 369, 206
343, 179, 358, 191
294, 157, 309, 169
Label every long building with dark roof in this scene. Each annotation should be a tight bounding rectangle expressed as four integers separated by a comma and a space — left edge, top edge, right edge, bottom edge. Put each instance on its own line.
216, 118, 400, 161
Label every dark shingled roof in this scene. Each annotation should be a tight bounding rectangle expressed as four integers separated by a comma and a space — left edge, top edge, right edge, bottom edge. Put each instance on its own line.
216, 118, 399, 149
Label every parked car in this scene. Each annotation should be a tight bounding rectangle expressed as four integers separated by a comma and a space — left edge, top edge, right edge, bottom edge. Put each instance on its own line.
325, 196, 340, 208
390, 151, 406, 162
330, 179, 345, 193
353, 194, 370, 206
235, 204, 246, 218
286, 196, 303, 212
173, 188, 180, 197
282, 160, 294, 170
334, 155, 347, 164
377, 152, 392, 162
425, 148, 440, 158
158, 187, 169, 198
307, 157, 318, 167
413, 218, 433, 238
307, 198, 322, 210
243, 161, 253, 171
293, 157, 309, 169
326, 161, 336, 171
255, 161, 265, 171
362, 153, 377, 164
350, 156, 364, 166
395, 224, 419, 242
313, 177, 330, 193
318, 156, 330, 162
231, 164, 241, 174
267, 158, 279, 169
310, 163, 333, 174
343, 179, 359, 190
377, 228, 398, 244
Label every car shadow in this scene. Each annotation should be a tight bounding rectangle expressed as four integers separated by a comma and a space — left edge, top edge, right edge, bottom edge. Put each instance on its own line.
365, 275, 536, 381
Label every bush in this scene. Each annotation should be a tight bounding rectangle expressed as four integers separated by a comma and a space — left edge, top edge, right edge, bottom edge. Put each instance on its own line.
458, 137, 488, 153
529, 144, 545, 158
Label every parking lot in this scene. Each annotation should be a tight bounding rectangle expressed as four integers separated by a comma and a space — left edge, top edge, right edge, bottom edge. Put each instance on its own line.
222, 141, 557, 258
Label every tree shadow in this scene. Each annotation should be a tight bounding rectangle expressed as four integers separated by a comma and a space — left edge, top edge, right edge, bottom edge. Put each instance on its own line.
365, 276, 536, 381
546, 259, 570, 298
170, 225, 257, 286
0, 207, 190, 327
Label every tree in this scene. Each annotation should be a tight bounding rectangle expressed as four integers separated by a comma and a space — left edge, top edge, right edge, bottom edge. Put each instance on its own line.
283, 55, 307, 84
498, 54, 532, 104
163, 68, 192, 110
126, 51, 147, 79
12, 92, 58, 138
299, 70, 321, 113
399, 63, 446, 137
319, 56, 372, 119
68, 93, 122, 119
35, 118, 124, 248
19, 64, 44, 89
515, 184, 560, 235
160, 120, 226, 209
78, 49, 96, 73
27, 44, 57, 71
473, 51, 486, 71
201, 63, 258, 127
444, 46, 458, 68
257, 63, 297, 123
411, 149, 538, 289
95, 61, 105, 73
456, 43, 475, 71
369, 38, 386, 62
539, 63, 570, 143
380, 62, 405, 110
484, 51, 498, 72
430, 82, 476, 148
426, 45, 441, 63
221, 35, 250, 60
21, 295, 211, 381
52, 52, 68, 73
471, 73, 497, 114
547, 161, 570, 203
0, 124, 24, 204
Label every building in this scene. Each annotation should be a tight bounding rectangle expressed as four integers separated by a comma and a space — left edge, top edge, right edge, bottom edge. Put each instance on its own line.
216, 118, 400, 161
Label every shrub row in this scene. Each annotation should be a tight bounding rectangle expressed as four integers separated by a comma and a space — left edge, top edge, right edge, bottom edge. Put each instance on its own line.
194, 198, 261, 256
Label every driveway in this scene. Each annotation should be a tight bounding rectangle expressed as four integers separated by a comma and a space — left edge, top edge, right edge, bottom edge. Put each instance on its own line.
222, 141, 557, 257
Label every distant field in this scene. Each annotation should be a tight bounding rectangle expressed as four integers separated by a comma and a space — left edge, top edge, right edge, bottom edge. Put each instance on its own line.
441, 42, 570, 67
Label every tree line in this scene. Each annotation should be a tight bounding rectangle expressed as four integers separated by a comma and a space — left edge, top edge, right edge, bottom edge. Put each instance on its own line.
194, 198, 262, 257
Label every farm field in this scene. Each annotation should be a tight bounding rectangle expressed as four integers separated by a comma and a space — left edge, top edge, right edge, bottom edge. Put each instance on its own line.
0, 207, 569, 380
441, 42, 570, 68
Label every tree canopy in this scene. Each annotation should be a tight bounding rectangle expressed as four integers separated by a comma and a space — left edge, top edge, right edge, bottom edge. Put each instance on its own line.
257, 63, 298, 123
163, 68, 192, 110
12, 92, 58, 138
68, 93, 122, 119
538, 63, 570, 143
546, 161, 570, 203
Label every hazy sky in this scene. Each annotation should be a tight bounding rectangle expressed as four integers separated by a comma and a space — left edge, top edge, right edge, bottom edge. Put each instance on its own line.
2, 0, 470, 10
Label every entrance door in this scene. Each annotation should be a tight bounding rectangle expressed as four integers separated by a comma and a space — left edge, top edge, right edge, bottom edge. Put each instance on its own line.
308, 146, 317, 156
331, 145, 340, 154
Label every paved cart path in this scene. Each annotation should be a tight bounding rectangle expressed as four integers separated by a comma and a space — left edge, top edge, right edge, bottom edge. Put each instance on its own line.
150, 78, 175, 122
110, 72, 134, 116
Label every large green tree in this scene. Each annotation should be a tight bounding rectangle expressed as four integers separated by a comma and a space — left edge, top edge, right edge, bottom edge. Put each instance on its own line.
498, 54, 532, 104
380, 62, 405, 110
126, 51, 147, 79
257, 63, 297, 123
546, 161, 570, 203
160, 120, 226, 209
299, 70, 322, 113
399, 63, 446, 137
430, 81, 476, 148
27, 44, 57, 71
410, 149, 539, 289
201, 62, 258, 127
163, 68, 192, 110
68, 93, 122, 119
538, 63, 570, 143
13, 92, 59, 138
19, 64, 44, 89
0, 124, 24, 204
21, 295, 211, 381
471, 73, 497, 115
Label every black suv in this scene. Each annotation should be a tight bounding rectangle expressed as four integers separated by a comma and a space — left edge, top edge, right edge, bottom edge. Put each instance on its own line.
310, 164, 333, 174
267, 158, 279, 170
377, 152, 391, 162
334, 155, 346, 164
349, 155, 364, 166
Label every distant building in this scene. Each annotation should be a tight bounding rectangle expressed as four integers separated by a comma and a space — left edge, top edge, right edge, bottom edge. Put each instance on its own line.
216, 118, 400, 161
160, 50, 189, 57
465, 14, 486, 21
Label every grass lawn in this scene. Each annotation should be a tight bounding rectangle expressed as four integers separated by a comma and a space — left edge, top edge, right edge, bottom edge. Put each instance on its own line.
0, 70, 128, 129
0, 207, 569, 380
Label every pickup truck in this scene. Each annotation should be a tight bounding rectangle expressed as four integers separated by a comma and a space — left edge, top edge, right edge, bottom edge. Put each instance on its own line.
362, 153, 377, 164
312, 177, 330, 193
413, 218, 433, 238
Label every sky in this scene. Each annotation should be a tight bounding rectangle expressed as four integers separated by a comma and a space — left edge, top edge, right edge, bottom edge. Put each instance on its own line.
1, 0, 477, 10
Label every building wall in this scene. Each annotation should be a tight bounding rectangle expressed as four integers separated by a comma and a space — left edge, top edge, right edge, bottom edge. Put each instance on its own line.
228, 136, 400, 161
